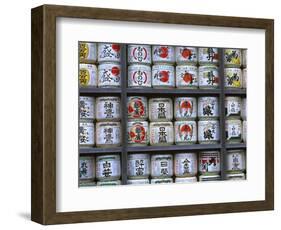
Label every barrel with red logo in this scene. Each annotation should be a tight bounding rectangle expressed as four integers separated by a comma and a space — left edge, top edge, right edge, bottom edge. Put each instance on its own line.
152, 64, 175, 88
98, 43, 121, 63
175, 47, 197, 64
98, 62, 121, 87
176, 65, 198, 89
174, 121, 197, 144
127, 96, 148, 121
174, 97, 197, 120
127, 121, 149, 146
152, 45, 175, 63
128, 45, 151, 64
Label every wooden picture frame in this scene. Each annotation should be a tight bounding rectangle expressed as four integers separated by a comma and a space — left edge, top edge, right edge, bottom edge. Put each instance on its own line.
31, 4, 274, 225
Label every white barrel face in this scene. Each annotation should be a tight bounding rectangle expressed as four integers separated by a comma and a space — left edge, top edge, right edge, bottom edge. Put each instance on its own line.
198, 97, 219, 120
151, 154, 173, 178
199, 151, 221, 175
128, 45, 152, 64
152, 46, 175, 63
198, 65, 219, 88
98, 62, 121, 87
127, 121, 149, 146
127, 154, 150, 179
127, 96, 148, 120
198, 120, 220, 143
79, 121, 95, 146
128, 64, 151, 88
98, 43, 121, 62
176, 47, 197, 64
96, 155, 121, 181
79, 157, 95, 180
225, 150, 246, 173
149, 98, 173, 121
198, 48, 219, 64
176, 65, 198, 88
225, 119, 242, 143
174, 121, 197, 144
174, 153, 198, 177
152, 64, 175, 88
149, 122, 174, 146
96, 122, 121, 147
225, 97, 241, 118
95, 97, 121, 121
174, 97, 197, 120
79, 96, 95, 120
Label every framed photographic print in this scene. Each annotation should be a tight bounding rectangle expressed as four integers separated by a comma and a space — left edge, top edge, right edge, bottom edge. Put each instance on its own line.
31, 4, 274, 225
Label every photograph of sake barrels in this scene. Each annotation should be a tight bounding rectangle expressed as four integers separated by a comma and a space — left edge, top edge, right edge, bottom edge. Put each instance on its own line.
79, 43, 247, 186
31, 5, 274, 225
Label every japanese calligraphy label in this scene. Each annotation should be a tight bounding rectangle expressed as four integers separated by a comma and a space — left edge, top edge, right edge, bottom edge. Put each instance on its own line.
198, 65, 219, 89
79, 64, 97, 87
128, 45, 151, 64
176, 65, 198, 88
225, 96, 241, 118
224, 68, 242, 88
152, 46, 175, 63
225, 119, 242, 143
127, 96, 148, 120
127, 121, 149, 146
79, 96, 95, 120
96, 155, 121, 181
174, 121, 197, 144
96, 122, 121, 147
224, 49, 241, 67
175, 47, 197, 64
151, 154, 173, 178
198, 47, 219, 64
199, 151, 221, 175
96, 97, 120, 121
152, 64, 175, 88
149, 122, 174, 146
79, 157, 95, 180
225, 150, 246, 173
127, 153, 150, 179
174, 153, 198, 177
98, 43, 121, 62
149, 98, 173, 121
198, 97, 219, 120
198, 120, 220, 144
79, 121, 95, 146
174, 97, 197, 120
128, 64, 151, 88
79, 42, 97, 63
98, 62, 121, 87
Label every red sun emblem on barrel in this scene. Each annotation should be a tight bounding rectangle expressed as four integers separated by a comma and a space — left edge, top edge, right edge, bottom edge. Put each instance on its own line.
112, 44, 121, 52
181, 48, 192, 59
159, 70, 169, 82
111, 66, 120, 76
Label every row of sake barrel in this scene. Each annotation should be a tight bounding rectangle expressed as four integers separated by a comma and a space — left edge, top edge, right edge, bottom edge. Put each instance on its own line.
79, 150, 246, 186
